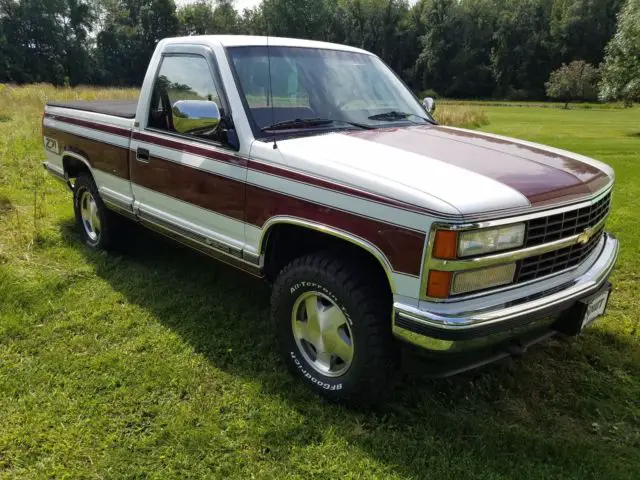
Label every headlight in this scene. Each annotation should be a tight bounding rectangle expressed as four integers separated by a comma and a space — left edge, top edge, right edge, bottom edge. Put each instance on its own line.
458, 223, 525, 257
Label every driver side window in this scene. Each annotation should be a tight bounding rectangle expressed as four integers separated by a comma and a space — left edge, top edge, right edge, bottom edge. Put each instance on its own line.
147, 55, 223, 140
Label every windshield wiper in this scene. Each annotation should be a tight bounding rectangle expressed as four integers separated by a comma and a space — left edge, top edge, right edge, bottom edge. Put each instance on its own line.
261, 117, 373, 131
368, 111, 431, 123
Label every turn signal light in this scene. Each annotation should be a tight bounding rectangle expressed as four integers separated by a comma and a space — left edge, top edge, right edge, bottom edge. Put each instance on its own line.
426, 270, 452, 299
433, 230, 458, 259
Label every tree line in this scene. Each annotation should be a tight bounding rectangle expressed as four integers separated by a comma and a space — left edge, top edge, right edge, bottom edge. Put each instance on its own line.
0, 0, 637, 102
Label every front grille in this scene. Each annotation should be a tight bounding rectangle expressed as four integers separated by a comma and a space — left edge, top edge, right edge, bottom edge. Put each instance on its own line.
515, 192, 611, 283
524, 193, 611, 247
517, 227, 604, 283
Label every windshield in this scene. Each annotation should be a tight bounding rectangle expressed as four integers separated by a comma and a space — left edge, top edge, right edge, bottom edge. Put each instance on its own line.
227, 46, 432, 135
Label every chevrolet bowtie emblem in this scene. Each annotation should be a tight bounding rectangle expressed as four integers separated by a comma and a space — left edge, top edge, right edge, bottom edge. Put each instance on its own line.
577, 226, 595, 245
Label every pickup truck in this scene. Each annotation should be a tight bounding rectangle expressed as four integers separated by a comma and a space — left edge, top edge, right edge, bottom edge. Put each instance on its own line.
42, 35, 619, 403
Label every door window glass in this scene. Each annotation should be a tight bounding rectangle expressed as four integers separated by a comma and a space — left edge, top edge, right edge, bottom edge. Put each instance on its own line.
147, 55, 224, 142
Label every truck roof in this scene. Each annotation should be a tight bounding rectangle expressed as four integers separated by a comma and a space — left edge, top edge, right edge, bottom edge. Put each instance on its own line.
160, 35, 373, 55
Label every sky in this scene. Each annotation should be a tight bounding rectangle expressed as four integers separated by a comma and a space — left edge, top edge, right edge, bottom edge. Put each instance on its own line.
176, 0, 419, 12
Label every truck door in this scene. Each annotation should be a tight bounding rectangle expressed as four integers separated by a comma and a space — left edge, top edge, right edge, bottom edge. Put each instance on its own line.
129, 46, 248, 259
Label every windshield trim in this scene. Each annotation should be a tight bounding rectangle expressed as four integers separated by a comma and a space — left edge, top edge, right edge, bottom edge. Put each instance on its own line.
224, 45, 435, 140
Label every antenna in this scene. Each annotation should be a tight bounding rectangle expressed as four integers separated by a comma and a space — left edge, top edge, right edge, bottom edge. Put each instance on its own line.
266, 33, 278, 149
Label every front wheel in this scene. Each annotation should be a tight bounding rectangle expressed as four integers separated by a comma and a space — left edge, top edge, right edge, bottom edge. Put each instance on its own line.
271, 252, 397, 403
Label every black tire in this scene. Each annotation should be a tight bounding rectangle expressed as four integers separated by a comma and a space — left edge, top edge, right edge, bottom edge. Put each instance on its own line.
271, 252, 398, 403
73, 173, 119, 250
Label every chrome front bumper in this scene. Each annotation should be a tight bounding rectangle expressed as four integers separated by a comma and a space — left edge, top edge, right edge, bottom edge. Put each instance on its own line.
393, 232, 619, 354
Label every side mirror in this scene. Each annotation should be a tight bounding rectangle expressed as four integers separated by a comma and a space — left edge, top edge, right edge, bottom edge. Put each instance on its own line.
172, 100, 221, 134
423, 97, 436, 114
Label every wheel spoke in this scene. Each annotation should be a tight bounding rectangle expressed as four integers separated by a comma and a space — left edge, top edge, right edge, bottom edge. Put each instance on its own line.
320, 304, 347, 332
304, 296, 321, 331
332, 330, 353, 364
78, 191, 101, 241
92, 213, 101, 232
293, 320, 314, 345
81, 196, 89, 218
314, 350, 332, 372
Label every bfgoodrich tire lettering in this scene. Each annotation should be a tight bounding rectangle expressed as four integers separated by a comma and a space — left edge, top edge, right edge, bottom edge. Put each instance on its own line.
271, 252, 397, 403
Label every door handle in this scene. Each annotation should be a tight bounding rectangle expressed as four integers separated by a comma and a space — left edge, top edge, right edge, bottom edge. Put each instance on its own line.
136, 148, 150, 163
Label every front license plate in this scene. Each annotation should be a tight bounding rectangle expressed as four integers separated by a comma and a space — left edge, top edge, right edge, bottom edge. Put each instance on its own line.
581, 290, 610, 330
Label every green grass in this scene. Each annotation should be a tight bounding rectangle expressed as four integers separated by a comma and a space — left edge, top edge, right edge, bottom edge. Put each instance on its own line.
1, 86, 639, 478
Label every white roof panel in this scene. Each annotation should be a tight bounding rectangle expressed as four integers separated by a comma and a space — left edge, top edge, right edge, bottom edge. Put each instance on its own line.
163, 35, 372, 55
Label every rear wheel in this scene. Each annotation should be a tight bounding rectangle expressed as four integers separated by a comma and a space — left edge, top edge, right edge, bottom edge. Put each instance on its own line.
271, 252, 397, 403
73, 173, 119, 250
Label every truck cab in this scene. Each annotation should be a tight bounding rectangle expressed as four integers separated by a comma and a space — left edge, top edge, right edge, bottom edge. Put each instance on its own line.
43, 36, 618, 403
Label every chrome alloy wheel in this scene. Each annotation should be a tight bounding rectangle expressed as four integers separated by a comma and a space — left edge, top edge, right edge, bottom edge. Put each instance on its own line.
79, 190, 101, 242
291, 291, 354, 377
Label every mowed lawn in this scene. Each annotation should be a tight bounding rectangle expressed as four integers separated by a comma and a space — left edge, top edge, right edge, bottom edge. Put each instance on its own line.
0, 88, 639, 479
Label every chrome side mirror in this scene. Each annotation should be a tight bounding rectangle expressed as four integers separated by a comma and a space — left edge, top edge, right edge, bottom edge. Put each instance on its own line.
423, 97, 436, 114
172, 100, 221, 134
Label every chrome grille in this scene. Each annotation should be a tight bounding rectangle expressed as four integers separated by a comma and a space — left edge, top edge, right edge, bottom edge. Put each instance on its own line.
516, 228, 604, 283
515, 192, 611, 283
524, 193, 611, 247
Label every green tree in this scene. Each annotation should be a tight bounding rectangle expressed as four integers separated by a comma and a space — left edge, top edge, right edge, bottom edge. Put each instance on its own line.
545, 60, 600, 107
550, 0, 623, 67
211, 0, 241, 33
0, 0, 95, 84
491, 0, 554, 99
600, 0, 640, 106
96, 0, 179, 85
255, 0, 338, 40
335, 0, 415, 79
415, 0, 497, 98
178, 1, 215, 35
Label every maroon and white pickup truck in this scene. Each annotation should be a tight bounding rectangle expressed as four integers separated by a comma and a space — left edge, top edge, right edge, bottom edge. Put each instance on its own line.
42, 36, 619, 402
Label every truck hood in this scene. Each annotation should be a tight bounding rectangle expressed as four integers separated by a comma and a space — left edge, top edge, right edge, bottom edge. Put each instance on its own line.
274, 125, 613, 217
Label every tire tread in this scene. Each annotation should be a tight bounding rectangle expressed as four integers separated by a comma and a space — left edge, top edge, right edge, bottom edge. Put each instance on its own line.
271, 251, 397, 403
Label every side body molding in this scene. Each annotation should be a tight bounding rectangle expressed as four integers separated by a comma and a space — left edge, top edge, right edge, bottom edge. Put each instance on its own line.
257, 216, 398, 294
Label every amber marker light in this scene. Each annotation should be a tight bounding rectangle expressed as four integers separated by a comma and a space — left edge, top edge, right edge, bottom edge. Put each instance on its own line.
427, 270, 452, 299
433, 230, 458, 259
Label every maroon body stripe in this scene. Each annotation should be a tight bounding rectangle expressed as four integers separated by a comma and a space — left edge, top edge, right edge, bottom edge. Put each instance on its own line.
45, 113, 131, 138
246, 160, 434, 214
132, 131, 247, 167
130, 154, 246, 222
134, 132, 432, 214
132, 155, 424, 275
43, 126, 130, 179
346, 126, 611, 206
244, 184, 425, 276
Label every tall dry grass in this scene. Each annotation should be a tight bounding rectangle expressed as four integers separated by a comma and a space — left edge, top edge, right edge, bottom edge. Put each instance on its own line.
0, 83, 139, 113
433, 103, 489, 129
0, 85, 137, 246
0, 83, 490, 129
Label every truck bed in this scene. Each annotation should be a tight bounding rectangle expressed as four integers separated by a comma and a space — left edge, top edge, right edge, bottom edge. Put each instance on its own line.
46, 100, 138, 119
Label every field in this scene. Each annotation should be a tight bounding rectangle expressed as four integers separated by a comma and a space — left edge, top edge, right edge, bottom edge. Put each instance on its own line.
0, 85, 639, 479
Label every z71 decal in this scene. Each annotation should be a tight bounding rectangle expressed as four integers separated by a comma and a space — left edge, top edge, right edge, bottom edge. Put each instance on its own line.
44, 136, 60, 155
